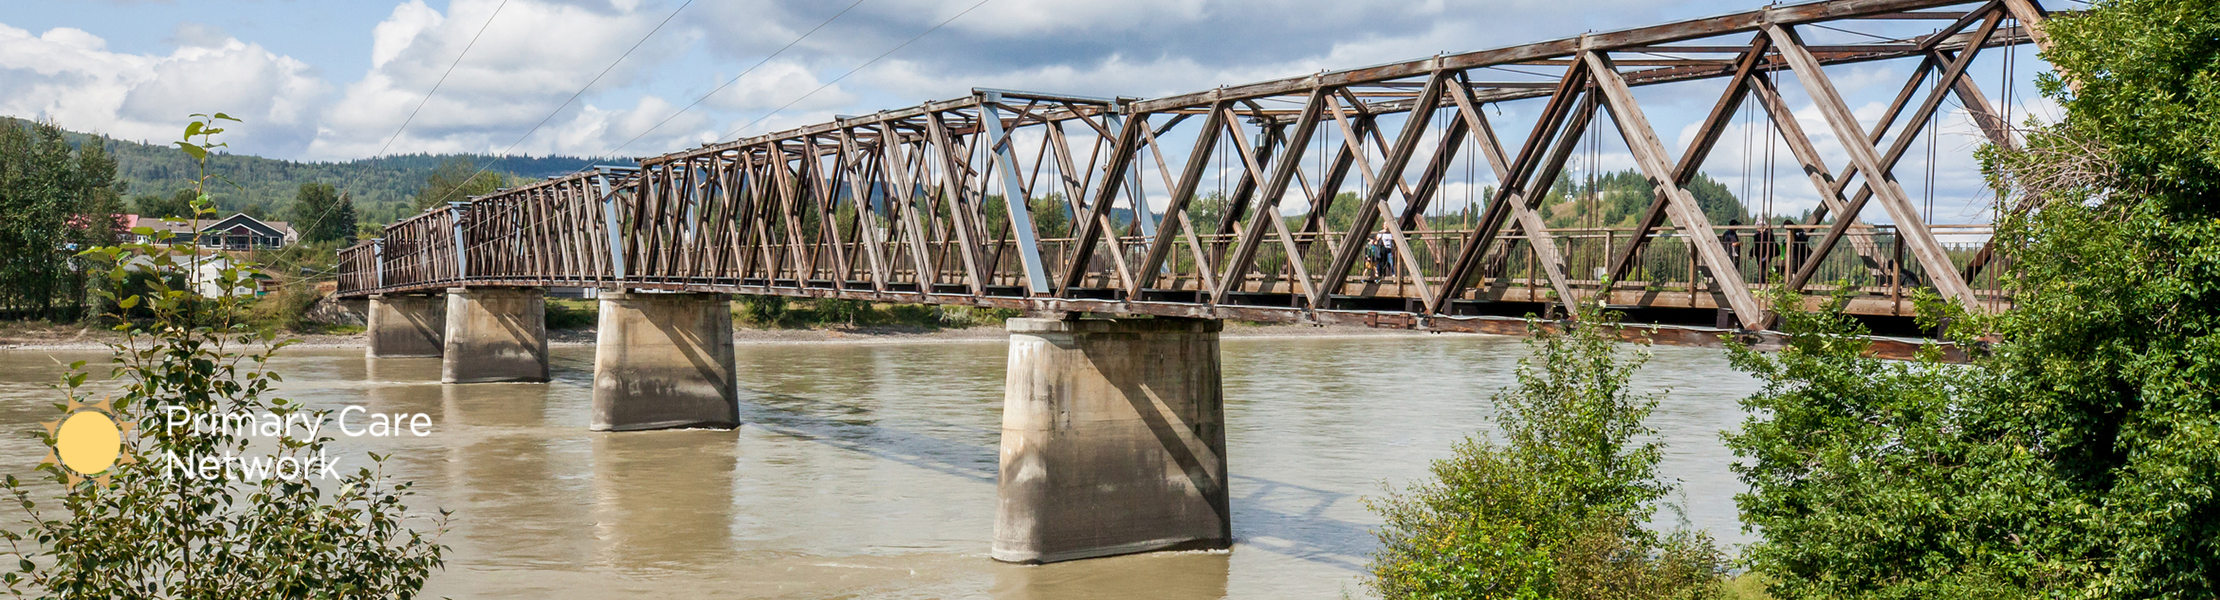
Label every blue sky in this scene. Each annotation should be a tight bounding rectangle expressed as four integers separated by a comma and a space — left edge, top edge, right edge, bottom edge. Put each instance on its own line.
1, 0, 2063, 225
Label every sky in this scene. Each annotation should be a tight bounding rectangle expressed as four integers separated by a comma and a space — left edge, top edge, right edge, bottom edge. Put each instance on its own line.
0, 0, 2066, 226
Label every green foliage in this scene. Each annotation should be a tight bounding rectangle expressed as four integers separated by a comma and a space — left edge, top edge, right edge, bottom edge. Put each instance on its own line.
544, 299, 598, 329
735, 294, 788, 326
1366, 304, 1727, 600
2035, 0, 2220, 205
289, 183, 355, 244
729, 295, 1016, 330
409, 158, 507, 212
4, 116, 624, 227
0, 113, 445, 598
812, 299, 872, 326
0, 118, 126, 320
1731, 2, 2220, 597
929, 304, 1021, 327
248, 284, 327, 334
1540, 169, 1760, 229
1724, 287, 2079, 599
131, 188, 198, 219
978, 194, 1076, 240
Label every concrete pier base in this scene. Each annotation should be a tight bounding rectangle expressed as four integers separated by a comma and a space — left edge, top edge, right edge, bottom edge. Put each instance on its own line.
992, 317, 1228, 564
366, 294, 445, 358
591, 292, 738, 431
441, 287, 549, 384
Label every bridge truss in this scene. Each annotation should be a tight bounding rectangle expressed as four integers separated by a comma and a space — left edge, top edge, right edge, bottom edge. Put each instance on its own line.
339, 0, 2053, 345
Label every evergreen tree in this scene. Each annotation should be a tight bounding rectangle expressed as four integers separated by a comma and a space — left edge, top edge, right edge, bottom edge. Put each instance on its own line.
290, 182, 356, 242
131, 189, 197, 218
0, 119, 122, 318
411, 158, 506, 211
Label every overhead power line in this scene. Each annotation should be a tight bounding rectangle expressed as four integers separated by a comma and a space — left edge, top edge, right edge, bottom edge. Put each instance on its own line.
415, 0, 698, 209
611, 0, 870, 156
376, 0, 511, 158
282, 0, 511, 260
720, 0, 996, 142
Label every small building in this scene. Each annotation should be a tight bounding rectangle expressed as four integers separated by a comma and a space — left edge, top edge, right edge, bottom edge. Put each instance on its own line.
187, 255, 273, 298
130, 213, 298, 249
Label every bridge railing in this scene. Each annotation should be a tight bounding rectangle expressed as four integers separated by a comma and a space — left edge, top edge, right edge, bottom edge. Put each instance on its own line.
997, 222, 1998, 308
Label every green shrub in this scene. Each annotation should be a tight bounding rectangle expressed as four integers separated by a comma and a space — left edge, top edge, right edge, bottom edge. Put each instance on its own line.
934, 305, 1020, 328
248, 283, 323, 333
810, 298, 875, 326
544, 298, 597, 329
735, 294, 787, 327
0, 113, 445, 598
1728, 1, 2220, 597
881, 304, 941, 327
1366, 305, 1726, 600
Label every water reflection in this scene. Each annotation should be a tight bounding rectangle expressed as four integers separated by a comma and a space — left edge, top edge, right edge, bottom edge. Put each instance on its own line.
364, 356, 442, 384
991, 551, 1231, 599
440, 383, 594, 569
592, 429, 738, 570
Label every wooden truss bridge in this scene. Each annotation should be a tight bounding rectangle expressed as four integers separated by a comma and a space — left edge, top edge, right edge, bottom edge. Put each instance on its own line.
338, 0, 2054, 348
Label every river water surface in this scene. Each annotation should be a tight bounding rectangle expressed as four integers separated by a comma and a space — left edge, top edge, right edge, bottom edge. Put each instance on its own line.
0, 333, 1761, 598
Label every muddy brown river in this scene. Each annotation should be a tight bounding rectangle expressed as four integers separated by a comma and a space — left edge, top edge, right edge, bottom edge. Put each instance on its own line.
0, 333, 1760, 598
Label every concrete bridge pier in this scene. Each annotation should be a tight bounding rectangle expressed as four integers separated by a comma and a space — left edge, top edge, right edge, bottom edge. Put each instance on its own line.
441, 287, 550, 384
366, 293, 446, 358
993, 317, 1229, 564
591, 292, 738, 431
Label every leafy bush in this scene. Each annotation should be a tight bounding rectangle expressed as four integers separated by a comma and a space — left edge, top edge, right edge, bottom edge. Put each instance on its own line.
1724, 289, 2068, 599
735, 294, 787, 326
1729, 1, 2220, 596
728, 295, 1019, 330
1367, 305, 1727, 600
0, 114, 445, 598
932, 304, 1020, 327
248, 284, 323, 333
810, 298, 874, 326
544, 298, 597, 329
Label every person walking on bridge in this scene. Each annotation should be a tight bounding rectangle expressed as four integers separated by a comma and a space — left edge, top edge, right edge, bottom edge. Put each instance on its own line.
1752, 219, 1777, 283
1369, 230, 1395, 283
1785, 217, 1811, 276
1720, 219, 1744, 271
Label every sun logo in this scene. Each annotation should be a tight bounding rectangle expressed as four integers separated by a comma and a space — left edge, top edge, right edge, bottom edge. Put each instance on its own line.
41, 399, 136, 487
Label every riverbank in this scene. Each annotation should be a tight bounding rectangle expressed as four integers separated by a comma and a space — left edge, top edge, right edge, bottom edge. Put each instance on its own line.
0, 320, 1442, 351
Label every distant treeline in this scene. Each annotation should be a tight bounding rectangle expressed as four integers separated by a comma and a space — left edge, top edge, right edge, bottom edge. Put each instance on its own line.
3, 117, 635, 227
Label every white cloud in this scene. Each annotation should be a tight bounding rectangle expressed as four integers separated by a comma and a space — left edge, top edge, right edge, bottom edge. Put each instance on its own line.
0, 0, 2061, 196
310, 0, 696, 159
166, 23, 230, 49
939, 0, 1208, 36
704, 60, 852, 112
0, 23, 328, 155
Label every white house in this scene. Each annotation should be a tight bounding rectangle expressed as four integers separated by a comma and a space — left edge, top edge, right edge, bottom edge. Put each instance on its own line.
130, 213, 298, 249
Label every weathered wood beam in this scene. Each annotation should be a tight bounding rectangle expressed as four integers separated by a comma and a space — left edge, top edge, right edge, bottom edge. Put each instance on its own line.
1767, 23, 1979, 306
1585, 50, 1767, 326
1446, 74, 1580, 314
1317, 72, 1451, 307
1604, 34, 1771, 286
1214, 98, 1327, 305
1213, 89, 1327, 303
1127, 101, 1230, 294
1432, 63, 1592, 310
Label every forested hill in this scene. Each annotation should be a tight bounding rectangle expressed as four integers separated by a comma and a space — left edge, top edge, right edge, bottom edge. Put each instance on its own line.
6, 117, 635, 226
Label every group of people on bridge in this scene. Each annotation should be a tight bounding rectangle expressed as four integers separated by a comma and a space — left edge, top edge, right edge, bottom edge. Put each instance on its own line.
1721, 219, 1814, 283
1352, 219, 1819, 284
